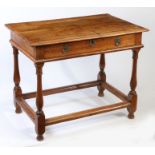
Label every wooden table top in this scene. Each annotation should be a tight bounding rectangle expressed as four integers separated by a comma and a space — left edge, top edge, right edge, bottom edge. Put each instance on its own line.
6, 14, 148, 47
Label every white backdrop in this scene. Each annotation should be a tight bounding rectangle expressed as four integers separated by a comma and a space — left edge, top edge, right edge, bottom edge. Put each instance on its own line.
0, 7, 154, 146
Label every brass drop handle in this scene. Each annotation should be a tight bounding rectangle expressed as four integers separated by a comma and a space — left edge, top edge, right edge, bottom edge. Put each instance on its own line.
89, 39, 96, 46
63, 44, 70, 53
115, 37, 121, 46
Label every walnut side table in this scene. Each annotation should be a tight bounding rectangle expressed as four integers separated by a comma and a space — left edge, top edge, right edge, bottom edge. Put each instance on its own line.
6, 14, 148, 141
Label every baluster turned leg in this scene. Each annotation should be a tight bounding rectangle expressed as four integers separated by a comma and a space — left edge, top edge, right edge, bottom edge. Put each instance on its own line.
97, 54, 106, 97
13, 46, 22, 113
128, 48, 140, 119
35, 63, 45, 141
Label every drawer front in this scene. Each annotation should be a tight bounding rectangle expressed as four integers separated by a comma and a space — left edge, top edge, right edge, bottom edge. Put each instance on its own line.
36, 34, 139, 61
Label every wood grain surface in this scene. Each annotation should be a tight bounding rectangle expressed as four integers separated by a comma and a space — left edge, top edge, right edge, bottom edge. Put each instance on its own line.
6, 14, 148, 46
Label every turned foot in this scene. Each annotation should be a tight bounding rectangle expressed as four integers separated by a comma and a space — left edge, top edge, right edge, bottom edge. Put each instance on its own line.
127, 106, 135, 119
15, 105, 22, 113
37, 135, 44, 141
98, 91, 104, 97
128, 113, 134, 119
14, 98, 22, 113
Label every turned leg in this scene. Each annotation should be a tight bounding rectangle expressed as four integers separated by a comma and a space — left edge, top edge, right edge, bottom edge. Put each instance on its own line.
97, 54, 106, 97
127, 48, 140, 119
35, 63, 45, 141
13, 46, 22, 113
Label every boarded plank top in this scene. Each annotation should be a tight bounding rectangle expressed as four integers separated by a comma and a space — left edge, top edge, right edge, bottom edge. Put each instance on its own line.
6, 14, 148, 46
